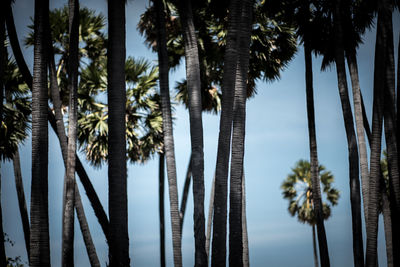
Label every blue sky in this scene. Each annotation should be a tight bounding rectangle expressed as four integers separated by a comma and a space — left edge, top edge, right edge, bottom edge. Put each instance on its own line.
2, 0, 400, 266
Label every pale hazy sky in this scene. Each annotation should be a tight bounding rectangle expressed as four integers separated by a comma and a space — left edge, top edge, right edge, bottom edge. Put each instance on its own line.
2, 0, 400, 266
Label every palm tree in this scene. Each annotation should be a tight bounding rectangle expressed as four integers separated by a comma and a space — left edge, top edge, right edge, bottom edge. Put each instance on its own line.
177, 0, 207, 264
30, 0, 50, 265
228, 0, 253, 265
281, 160, 340, 267
107, 0, 129, 265
61, 0, 79, 265
154, 0, 182, 265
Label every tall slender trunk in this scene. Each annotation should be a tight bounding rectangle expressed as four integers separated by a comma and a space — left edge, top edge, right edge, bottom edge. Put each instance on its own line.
304, 42, 330, 267
61, 0, 79, 265
379, 2, 400, 263
6, 0, 110, 245
206, 174, 215, 261
312, 225, 319, 267
347, 53, 369, 222
13, 149, 30, 259
211, 1, 241, 265
0, 11, 7, 267
178, 1, 207, 264
107, 0, 129, 266
159, 153, 166, 267
397, 36, 400, 162
180, 155, 192, 231
154, 0, 182, 265
242, 173, 249, 267
30, 0, 50, 266
365, 10, 385, 267
380, 173, 394, 267
229, 1, 252, 266
74, 183, 100, 267
333, 2, 363, 266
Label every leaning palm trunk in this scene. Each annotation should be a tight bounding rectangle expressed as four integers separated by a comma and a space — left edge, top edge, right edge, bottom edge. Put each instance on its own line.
0, 168, 6, 267
61, 0, 80, 265
211, 0, 241, 265
205, 174, 215, 261
107, 0, 129, 265
312, 225, 319, 267
347, 53, 369, 223
159, 153, 166, 267
333, 2, 363, 266
365, 10, 385, 267
74, 183, 100, 267
380, 174, 394, 267
180, 155, 192, 232
178, 0, 207, 264
304, 42, 330, 267
13, 149, 30, 258
154, 0, 182, 265
229, 1, 253, 265
30, 0, 50, 265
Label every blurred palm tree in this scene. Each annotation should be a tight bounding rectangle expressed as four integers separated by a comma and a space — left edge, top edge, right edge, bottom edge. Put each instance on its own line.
281, 160, 339, 267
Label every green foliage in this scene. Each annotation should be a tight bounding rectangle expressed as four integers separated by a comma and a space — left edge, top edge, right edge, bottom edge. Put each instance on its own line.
0, 56, 31, 161
281, 160, 340, 225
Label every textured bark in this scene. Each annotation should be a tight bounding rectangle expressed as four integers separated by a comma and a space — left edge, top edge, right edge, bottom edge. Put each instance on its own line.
61, 0, 79, 265
242, 174, 249, 267
379, 2, 400, 263
304, 42, 330, 267
0, 13, 6, 267
312, 225, 319, 267
180, 155, 192, 232
159, 154, 166, 267
13, 150, 30, 259
381, 174, 394, 267
347, 53, 369, 224
229, 1, 252, 266
178, 0, 207, 264
333, 2, 363, 266
211, 0, 241, 265
30, 0, 50, 265
365, 11, 385, 267
74, 184, 100, 267
205, 174, 215, 261
107, 0, 129, 265
154, 0, 182, 265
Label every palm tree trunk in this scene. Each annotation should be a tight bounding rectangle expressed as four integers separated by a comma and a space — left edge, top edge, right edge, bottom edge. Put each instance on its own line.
107, 0, 129, 265
312, 225, 319, 267
154, 0, 182, 265
333, 2, 363, 266
304, 42, 330, 267
0, 13, 7, 267
159, 153, 166, 267
7, 0, 110, 245
178, 1, 207, 264
379, 3, 400, 263
74, 183, 100, 267
347, 53, 369, 220
12, 149, 30, 259
61, 1, 80, 265
211, 0, 241, 265
397, 36, 400, 162
242, 173, 249, 267
229, 1, 253, 265
365, 10, 385, 267
205, 174, 215, 261
180, 155, 192, 232
30, 0, 50, 265
380, 173, 394, 267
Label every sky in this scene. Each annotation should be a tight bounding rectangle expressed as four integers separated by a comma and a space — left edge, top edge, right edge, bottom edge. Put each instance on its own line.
1, 0, 400, 266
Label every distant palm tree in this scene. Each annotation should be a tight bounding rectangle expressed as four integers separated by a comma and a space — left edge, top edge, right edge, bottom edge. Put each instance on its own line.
281, 160, 340, 267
